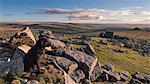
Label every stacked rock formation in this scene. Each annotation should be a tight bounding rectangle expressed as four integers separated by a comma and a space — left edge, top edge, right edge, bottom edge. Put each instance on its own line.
0, 27, 34, 76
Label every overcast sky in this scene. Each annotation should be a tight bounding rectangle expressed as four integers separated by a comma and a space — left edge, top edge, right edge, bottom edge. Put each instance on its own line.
0, 0, 150, 23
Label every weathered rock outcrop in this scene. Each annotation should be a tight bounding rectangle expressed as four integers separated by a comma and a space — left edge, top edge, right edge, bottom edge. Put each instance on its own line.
21, 29, 98, 83
1, 27, 149, 84
90, 63, 103, 82
119, 71, 131, 81
63, 50, 97, 79
110, 35, 150, 56
53, 56, 78, 74
70, 69, 85, 83
39, 30, 66, 49
0, 45, 30, 76
102, 69, 121, 82
23, 30, 66, 72
84, 41, 95, 56
13, 45, 31, 59
132, 72, 150, 83
8, 26, 36, 48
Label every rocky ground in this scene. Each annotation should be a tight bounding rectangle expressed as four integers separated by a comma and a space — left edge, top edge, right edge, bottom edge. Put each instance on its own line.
0, 26, 150, 84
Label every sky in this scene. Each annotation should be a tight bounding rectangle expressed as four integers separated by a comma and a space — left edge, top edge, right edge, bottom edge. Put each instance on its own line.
0, 0, 150, 23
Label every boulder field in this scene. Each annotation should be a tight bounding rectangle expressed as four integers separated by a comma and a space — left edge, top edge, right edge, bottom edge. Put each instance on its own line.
0, 27, 149, 84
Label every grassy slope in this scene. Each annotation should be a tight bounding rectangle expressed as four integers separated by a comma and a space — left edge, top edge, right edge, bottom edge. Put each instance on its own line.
115, 30, 150, 40
91, 37, 150, 75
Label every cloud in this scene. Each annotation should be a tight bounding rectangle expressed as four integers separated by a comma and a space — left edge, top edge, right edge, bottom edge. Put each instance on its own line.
28, 8, 84, 14
25, 7, 150, 23
68, 15, 100, 20
26, 8, 101, 20
3, 13, 13, 16
67, 9, 100, 20
142, 11, 150, 16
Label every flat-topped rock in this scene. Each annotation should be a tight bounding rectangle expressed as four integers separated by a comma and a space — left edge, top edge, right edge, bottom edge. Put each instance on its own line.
46, 38, 66, 49
13, 45, 31, 59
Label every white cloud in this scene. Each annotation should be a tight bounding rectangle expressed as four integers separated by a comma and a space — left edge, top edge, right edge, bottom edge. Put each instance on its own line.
142, 11, 150, 16
67, 9, 100, 20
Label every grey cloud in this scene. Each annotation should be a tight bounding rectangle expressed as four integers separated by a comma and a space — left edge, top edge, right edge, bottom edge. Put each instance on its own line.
68, 15, 100, 20
33, 8, 84, 14
3, 13, 13, 16
26, 8, 100, 20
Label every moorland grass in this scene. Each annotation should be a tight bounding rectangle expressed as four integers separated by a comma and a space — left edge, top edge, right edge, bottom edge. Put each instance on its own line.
92, 37, 150, 75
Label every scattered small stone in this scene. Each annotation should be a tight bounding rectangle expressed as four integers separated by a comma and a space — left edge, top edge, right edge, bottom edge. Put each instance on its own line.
39, 67, 48, 74
26, 80, 39, 84
98, 40, 108, 45
11, 79, 21, 84
99, 32, 114, 38
113, 49, 128, 53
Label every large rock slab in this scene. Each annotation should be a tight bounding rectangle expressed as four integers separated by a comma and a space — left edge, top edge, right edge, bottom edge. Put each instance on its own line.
39, 30, 66, 49
46, 38, 66, 49
8, 27, 36, 48
0, 48, 14, 58
53, 56, 78, 74
63, 50, 97, 79
0, 56, 24, 76
103, 69, 121, 82
84, 41, 95, 56
0, 45, 30, 76
119, 71, 131, 81
13, 45, 31, 59
23, 44, 42, 72
132, 72, 150, 83
90, 63, 103, 82
52, 61, 76, 84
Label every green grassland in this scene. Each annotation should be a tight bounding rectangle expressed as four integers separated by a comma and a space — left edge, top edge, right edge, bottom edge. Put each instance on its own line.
91, 37, 150, 75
